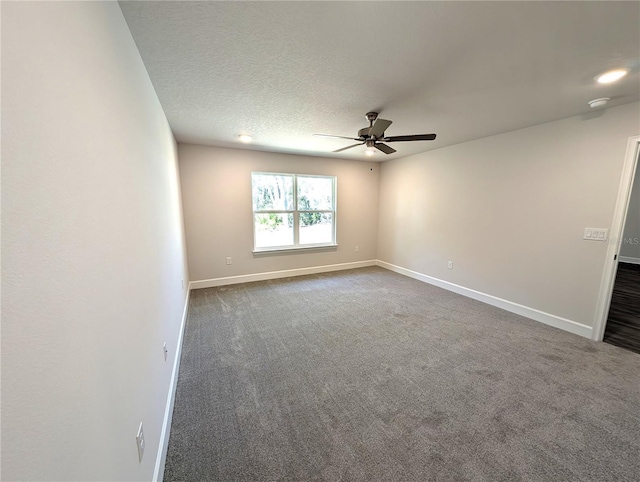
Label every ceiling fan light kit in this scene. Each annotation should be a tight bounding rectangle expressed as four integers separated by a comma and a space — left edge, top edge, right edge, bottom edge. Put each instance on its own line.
314, 112, 437, 156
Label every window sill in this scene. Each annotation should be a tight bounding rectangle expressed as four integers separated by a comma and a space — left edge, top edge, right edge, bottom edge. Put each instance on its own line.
252, 244, 338, 256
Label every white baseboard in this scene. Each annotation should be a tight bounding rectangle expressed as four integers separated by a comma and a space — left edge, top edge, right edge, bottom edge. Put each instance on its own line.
153, 288, 191, 482
376, 260, 593, 339
619, 256, 640, 265
190, 260, 377, 290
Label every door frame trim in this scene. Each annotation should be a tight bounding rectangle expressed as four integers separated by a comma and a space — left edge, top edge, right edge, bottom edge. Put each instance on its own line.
592, 136, 640, 341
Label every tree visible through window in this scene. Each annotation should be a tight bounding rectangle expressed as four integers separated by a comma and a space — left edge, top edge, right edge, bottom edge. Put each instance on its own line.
252, 172, 336, 250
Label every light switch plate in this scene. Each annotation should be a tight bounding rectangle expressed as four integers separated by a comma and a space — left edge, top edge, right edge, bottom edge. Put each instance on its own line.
584, 228, 608, 241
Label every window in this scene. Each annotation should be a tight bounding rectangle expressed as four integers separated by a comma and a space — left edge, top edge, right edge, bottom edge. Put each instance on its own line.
252, 172, 336, 251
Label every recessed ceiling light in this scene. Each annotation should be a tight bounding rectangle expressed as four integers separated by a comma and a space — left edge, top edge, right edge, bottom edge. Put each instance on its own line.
365, 149, 375, 156
238, 134, 253, 143
596, 69, 628, 84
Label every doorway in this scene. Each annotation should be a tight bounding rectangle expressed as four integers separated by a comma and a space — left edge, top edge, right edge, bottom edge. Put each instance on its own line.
593, 136, 640, 348
604, 144, 640, 353
603, 262, 640, 353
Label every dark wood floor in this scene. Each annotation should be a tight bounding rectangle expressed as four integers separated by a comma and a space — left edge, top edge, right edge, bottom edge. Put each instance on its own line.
603, 262, 640, 355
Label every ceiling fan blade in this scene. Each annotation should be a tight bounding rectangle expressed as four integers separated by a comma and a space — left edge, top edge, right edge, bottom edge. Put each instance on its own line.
314, 133, 361, 141
333, 142, 364, 153
374, 143, 396, 154
369, 118, 393, 138
384, 134, 437, 142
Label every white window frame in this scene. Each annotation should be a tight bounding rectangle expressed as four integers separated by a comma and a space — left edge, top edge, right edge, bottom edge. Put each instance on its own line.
252, 172, 337, 253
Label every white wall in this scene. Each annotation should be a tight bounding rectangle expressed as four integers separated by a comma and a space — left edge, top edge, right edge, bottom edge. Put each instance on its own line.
378, 102, 639, 329
178, 144, 379, 283
620, 165, 640, 261
1, 2, 189, 481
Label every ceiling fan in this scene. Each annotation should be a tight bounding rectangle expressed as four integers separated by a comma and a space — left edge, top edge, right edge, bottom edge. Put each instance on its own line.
314, 112, 436, 154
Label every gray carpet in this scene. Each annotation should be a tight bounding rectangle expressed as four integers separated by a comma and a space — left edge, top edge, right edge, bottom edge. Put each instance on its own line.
164, 267, 640, 481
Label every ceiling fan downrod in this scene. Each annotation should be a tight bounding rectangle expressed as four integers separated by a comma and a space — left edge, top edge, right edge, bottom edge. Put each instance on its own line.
360, 112, 380, 138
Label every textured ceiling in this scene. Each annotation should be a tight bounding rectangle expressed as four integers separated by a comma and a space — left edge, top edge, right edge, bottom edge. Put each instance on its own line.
119, 1, 640, 162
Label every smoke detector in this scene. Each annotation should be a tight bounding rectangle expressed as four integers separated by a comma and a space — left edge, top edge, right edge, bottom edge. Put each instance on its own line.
588, 98, 610, 109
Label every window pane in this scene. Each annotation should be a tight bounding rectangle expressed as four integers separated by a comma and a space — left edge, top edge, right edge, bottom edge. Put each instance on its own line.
254, 213, 294, 248
297, 176, 333, 211
252, 174, 294, 211
299, 213, 333, 245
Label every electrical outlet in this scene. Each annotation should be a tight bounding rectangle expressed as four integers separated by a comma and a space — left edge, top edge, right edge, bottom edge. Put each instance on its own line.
136, 422, 145, 462
226, 257, 232, 265
355, 245, 359, 252
163, 342, 168, 361
448, 261, 453, 270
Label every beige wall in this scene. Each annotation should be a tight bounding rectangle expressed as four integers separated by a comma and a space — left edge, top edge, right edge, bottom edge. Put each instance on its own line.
179, 144, 379, 282
378, 102, 640, 327
1, 2, 189, 481
620, 165, 640, 260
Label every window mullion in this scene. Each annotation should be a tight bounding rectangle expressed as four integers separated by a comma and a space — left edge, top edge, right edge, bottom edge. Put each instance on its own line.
293, 175, 299, 246
255, 210, 295, 214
